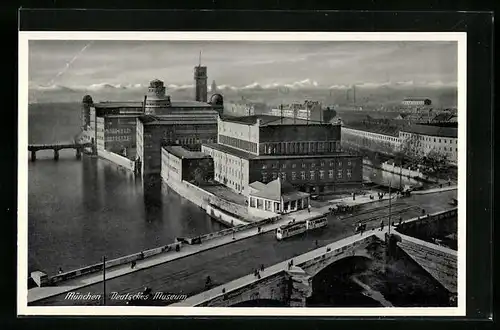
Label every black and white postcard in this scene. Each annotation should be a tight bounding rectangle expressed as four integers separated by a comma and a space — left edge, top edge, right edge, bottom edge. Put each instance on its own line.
18, 32, 466, 316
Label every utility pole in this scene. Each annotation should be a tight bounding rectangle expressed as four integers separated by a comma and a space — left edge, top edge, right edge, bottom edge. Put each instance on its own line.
102, 256, 106, 306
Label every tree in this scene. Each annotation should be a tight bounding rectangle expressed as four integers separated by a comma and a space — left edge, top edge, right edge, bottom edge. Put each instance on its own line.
399, 133, 423, 161
422, 149, 448, 173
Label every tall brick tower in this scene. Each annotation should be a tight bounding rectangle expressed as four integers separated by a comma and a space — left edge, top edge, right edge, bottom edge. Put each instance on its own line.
194, 51, 208, 102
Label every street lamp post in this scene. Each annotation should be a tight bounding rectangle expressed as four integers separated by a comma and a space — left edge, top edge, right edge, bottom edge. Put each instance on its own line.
102, 255, 106, 306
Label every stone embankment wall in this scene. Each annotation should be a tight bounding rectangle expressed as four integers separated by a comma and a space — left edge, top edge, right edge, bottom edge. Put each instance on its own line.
98, 149, 135, 171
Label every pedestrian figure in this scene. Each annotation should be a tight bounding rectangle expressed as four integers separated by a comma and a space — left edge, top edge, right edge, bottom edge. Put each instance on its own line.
290, 259, 294, 266
260, 264, 265, 272
131, 261, 136, 269
315, 240, 319, 248
254, 269, 259, 277
440, 183, 443, 189
308, 205, 311, 213
399, 217, 402, 226
222, 288, 226, 293
380, 220, 384, 231
58, 267, 63, 274
257, 273, 261, 279
140, 251, 144, 260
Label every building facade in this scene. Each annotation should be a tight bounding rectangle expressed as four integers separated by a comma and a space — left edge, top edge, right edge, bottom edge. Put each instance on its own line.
341, 126, 401, 155
161, 146, 214, 184
89, 101, 144, 158
399, 125, 458, 165
202, 115, 363, 196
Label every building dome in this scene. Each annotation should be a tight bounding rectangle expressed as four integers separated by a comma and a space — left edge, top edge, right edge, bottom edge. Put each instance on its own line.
149, 79, 164, 88
210, 93, 224, 106
82, 95, 93, 105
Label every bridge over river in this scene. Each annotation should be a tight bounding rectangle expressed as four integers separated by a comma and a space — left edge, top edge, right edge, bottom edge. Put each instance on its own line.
28, 142, 95, 161
28, 189, 457, 306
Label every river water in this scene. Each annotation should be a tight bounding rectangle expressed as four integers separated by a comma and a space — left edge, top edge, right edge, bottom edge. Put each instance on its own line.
28, 103, 225, 275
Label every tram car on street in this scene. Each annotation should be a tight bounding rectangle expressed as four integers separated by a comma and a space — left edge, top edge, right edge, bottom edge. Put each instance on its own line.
306, 214, 328, 231
276, 220, 307, 240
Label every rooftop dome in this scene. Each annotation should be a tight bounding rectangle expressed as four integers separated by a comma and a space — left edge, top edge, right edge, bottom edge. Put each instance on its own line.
149, 79, 164, 88
210, 93, 224, 106
82, 95, 93, 105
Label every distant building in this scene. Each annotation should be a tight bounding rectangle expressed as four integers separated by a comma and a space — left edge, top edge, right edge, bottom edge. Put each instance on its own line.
402, 98, 432, 106
269, 101, 323, 122
399, 125, 458, 165
201, 114, 362, 196
211, 80, 218, 94
225, 100, 268, 116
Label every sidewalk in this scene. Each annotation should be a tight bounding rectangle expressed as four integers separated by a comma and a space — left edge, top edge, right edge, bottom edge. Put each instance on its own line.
412, 185, 457, 195
28, 192, 398, 303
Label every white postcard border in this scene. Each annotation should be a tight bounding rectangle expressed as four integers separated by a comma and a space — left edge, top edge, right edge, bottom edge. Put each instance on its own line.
18, 31, 467, 317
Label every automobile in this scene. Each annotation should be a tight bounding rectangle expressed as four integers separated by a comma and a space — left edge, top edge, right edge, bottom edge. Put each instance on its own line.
310, 194, 319, 200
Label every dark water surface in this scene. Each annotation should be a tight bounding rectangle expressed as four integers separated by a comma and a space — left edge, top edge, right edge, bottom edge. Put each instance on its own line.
28, 103, 225, 275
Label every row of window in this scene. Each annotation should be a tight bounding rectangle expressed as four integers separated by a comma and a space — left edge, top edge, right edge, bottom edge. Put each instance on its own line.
261, 160, 353, 170
105, 128, 132, 134
345, 128, 400, 143
105, 136, 132, 142
401, 132, 457, 144
262, 169, 352, 182
260, 141, 341, 155
219, 134, 258, 154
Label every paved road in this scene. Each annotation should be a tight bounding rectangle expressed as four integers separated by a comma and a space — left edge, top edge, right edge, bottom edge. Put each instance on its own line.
32, 190, 456, 306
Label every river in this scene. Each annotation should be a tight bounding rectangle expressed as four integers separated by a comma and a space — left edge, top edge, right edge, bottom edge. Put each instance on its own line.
28, 103, 226, 276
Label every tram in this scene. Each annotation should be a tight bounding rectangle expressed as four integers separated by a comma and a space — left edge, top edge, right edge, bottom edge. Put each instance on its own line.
276, 220, 307, 240
306, 214, 328, 230
276, 214, 328, 240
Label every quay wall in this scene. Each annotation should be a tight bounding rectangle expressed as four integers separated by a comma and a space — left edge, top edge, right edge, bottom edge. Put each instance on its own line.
163, 175, 253, 221
98, 149, 135, 172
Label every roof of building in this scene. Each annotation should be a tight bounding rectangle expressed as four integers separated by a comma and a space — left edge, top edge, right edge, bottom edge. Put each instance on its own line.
163, 146, 210, 159
170, 100, 218, 108
203, 143, 356, 160
138, 113, 218, 125
400, 124, 458, 138
94, 101, 144, 108
432, 113, 457, 122
249, 177, 309, 201
221, 114, 330, 126
342, 122, 401, 137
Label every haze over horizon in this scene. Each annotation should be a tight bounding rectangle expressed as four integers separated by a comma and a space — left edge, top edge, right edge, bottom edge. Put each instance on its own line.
29, 40, 457, 87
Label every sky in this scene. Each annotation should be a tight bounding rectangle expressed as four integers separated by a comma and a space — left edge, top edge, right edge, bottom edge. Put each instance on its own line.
28, 40, 458, 90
